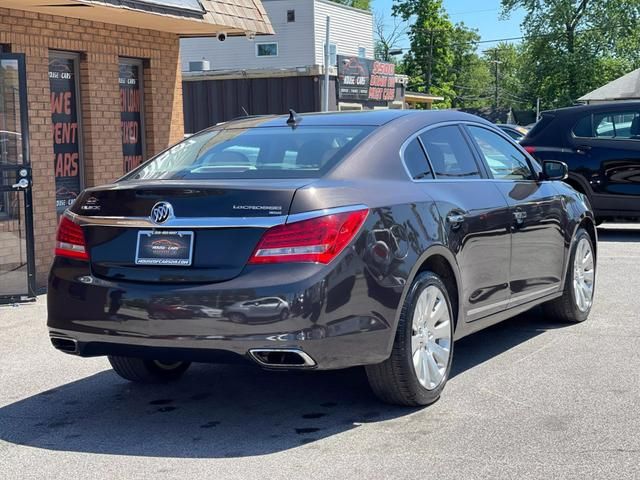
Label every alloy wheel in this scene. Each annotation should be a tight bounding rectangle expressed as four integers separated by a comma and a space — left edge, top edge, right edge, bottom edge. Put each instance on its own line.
573, 237, 595, 312
411, 285, 452, 390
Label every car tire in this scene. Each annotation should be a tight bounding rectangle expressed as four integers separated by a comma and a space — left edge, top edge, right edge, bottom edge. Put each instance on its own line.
543, 228, 595, 323
228, 313, 246, 324
108, 356, 191, 383
365, 271, 455, 407
279, 308, 290, 320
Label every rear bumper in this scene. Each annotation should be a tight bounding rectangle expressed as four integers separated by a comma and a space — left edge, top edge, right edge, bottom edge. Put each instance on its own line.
47, 254, 400, 370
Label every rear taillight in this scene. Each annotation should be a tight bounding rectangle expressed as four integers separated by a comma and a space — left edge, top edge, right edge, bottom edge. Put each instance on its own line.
248, 208, 368, 265
55, 216, 89, 260
523, 146, 536, 154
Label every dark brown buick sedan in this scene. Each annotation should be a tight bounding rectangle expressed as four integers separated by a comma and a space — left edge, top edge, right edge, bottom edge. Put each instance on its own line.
48, 110, 597, 406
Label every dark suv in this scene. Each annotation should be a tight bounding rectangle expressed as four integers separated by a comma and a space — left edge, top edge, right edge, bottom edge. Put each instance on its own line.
521, 102, 640, 222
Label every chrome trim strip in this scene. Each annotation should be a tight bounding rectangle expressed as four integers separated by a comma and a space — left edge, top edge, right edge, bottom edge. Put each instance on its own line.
67, 204, 369, 229
67, 210, 288, 229
286, 204, 369, 223
467, 284, 560, 316
248, 348, 317, 368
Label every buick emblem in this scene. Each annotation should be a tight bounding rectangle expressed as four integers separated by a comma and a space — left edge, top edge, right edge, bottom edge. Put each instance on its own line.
150, 202, 173, 224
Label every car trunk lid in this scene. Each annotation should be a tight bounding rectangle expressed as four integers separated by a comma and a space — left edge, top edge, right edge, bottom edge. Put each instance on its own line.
71, 180, 309, 283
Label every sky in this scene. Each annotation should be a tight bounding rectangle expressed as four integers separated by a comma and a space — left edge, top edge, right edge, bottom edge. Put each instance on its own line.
372, 0, 526, 52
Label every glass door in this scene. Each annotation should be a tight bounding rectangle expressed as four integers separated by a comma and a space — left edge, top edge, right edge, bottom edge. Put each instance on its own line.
0, 53, 36, 303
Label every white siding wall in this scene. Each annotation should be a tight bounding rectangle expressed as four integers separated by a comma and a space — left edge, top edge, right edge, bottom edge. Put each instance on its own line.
313, 0, 374, 66
180, 0, 316, 71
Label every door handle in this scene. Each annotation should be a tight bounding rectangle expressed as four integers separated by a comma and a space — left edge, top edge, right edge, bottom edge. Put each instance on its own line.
447, 213, 465, 228
576, 145, 591, 154
11, 178, 29, 190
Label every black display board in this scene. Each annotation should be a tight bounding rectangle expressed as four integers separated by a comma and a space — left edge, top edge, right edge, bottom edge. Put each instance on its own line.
49, 55, 82, 215
337, 55, 396, 102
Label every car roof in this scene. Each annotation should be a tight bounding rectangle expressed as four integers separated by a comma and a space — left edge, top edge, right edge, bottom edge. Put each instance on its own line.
542, 101, 640, 117
217, 109, 489, 129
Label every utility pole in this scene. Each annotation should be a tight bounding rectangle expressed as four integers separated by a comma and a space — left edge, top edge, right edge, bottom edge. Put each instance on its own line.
426, 30, 434, 92
536, 97, 541, 120
323, 16, 331, 112
489, 49, 502, 109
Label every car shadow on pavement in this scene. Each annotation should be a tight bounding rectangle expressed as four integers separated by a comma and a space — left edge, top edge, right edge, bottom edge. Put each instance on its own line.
0, 311, 569, 459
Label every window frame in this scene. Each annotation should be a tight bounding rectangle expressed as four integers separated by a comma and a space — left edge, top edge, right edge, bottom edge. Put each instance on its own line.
287, 9, 295, 22
572, 110, 640, 141
463, 124, 537, 182
255, 42, 279, 58
400, 122, 489, 182
399, 121, 542, 182
119, 57, 147, 174
48, 50, 85, 213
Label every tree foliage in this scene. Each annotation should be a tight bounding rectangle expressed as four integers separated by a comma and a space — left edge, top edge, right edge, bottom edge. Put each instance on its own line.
502, 0, 640, 108
329, 0, 372, 10
392, 0, 481, 107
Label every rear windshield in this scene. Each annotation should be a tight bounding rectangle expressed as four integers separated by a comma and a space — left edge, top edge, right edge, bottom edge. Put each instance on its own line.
525, 113, 555, 139
123, 126, 374, 181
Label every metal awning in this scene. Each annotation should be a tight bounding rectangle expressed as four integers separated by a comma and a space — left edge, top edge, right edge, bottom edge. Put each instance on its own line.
404, 92, 445, 103
2, 0, 274, 36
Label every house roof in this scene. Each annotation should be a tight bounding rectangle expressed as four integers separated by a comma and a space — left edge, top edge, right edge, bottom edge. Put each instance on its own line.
2, 0, 274, 36
579, 68, 640, 102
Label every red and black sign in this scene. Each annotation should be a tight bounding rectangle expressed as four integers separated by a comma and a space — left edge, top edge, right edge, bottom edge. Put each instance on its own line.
337, 55, 396, 102
120, 62, 144, 173
49, 56, 81, 215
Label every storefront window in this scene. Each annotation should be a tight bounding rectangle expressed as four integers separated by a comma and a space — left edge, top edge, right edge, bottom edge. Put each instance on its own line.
49, 51, 83, 215
119, 58, 145, 173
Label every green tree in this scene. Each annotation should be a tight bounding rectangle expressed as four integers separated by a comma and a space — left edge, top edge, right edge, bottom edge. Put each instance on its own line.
329, 0, 372, 10
502, 0, 640, 108
450, 24, 491, 108
393, 0, 454, 97
482, 42, 529, 109
392, 1, 485, 107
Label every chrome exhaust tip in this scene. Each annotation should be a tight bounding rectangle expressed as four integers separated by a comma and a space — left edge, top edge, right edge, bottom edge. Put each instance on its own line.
50, 335, 79, 354
248, 348, 316, 368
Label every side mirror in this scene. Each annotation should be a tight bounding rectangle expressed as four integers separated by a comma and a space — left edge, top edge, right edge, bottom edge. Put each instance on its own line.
541, 160, 568, 181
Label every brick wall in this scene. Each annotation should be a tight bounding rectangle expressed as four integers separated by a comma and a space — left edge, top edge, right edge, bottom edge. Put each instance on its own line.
0, 8, 185, 286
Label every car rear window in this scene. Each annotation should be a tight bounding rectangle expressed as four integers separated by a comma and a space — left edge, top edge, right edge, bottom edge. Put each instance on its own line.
525, 114, 555, 139
124, 126, 374, 180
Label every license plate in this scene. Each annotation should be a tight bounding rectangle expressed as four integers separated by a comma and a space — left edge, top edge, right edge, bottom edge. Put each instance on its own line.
135, 230, 194, 266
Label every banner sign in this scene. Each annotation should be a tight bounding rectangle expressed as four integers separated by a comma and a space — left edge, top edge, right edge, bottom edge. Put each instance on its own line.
120, 62, 144, 173
337, 55, 396, 102
49, 56, 82, 215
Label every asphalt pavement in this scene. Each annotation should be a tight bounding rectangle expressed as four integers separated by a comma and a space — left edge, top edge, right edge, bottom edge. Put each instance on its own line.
1, 224, 639, 480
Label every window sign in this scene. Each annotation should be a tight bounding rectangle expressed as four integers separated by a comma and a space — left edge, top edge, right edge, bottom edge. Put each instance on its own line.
49, 52, 83, 215
256, 43, 278, 57
120, 59, 145, 173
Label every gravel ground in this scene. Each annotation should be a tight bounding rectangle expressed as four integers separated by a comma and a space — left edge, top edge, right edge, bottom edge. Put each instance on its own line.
1, 224, 639, 480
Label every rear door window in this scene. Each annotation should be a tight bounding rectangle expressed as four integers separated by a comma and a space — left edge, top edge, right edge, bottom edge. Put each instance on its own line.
467, 126, 535, 180
419, 126, 482, 179
574, 111, 640, 139
124, 125, 374, 180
